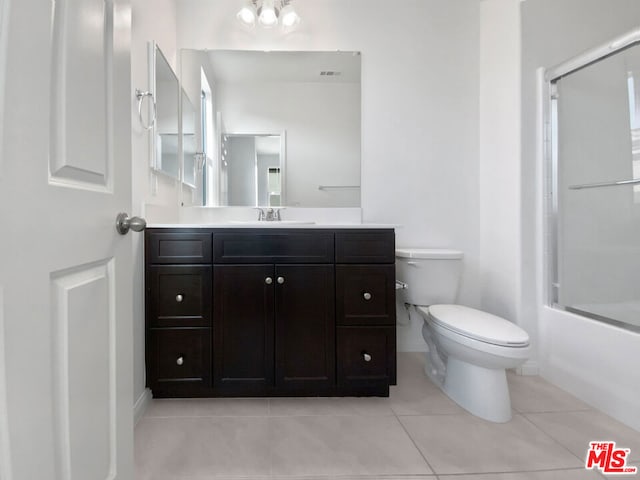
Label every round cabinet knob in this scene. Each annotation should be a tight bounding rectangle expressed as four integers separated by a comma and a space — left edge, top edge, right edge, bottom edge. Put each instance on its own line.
265, 277, 273, 285
176, 356, 184, 366
176, 294, 183, 303
363, 353, 372, 362
277, 276, 285, 285
363, 292, 372, 301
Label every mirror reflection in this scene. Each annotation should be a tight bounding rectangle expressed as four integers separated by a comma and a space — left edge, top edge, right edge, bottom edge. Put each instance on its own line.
153, 45, 180, 179
182, 90, 197, 187
221, 134, 283, 207
181, 50, 361, 207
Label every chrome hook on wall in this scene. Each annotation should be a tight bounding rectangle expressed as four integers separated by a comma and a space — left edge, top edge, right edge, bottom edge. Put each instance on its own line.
135, 88, 156, 130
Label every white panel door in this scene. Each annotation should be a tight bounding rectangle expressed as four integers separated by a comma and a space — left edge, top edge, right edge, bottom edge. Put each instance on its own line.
0, 0, 134, 479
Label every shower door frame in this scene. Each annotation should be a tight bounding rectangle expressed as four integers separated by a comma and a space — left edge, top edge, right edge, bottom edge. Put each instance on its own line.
541, 27, 640, 330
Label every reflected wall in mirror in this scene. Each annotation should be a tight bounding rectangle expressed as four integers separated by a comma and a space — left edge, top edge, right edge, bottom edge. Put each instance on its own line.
152, 43, 180, 180
221, 133, 284, 207
182, 90, 197, 188
181, 50, 361, 207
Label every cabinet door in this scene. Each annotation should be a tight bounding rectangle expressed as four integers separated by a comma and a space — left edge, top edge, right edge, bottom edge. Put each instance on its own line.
213, 265, 275, 392
337, 326, 395, 394
275, 265, 335, 391
336, 265, 396, 326
147, 265, 212, 327
147, 328, 211, 396
146, 231, 212, 264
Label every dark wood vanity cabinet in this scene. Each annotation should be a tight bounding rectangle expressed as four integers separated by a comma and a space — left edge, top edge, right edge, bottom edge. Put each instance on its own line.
145, 227, 395, 398
212, 264, 275, 392
213, 264, 335, 395
274, 265, 335, 392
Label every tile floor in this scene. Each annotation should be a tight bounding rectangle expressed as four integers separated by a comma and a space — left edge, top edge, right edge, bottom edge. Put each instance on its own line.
135, 353, 640, 479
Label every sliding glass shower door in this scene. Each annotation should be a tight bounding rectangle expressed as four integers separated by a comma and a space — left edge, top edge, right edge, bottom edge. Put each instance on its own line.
550, 39, 640, 331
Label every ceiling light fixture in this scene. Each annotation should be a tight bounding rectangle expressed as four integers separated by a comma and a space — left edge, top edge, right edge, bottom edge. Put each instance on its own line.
236, 1, 257, 27
237, 0, 300, 29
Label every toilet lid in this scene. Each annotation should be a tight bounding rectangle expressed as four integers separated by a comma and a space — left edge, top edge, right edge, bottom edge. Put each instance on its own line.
426, 304, 530, 347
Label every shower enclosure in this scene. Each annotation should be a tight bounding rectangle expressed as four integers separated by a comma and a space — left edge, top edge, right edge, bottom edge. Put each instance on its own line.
546, 29, 640, 332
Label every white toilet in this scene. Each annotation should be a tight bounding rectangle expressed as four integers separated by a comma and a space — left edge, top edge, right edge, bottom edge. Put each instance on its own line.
396, 248, 530, 423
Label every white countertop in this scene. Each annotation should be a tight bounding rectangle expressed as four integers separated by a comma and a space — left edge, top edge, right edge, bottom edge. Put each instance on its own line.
146, 223, 399, 229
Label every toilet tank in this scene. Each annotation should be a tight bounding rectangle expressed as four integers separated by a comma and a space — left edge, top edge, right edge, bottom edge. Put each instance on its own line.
395, 248, 463, 306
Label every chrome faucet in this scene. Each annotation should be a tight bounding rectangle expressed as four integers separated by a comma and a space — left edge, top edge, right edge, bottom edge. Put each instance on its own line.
255, 207, 282, 221
264, 208, 280, 222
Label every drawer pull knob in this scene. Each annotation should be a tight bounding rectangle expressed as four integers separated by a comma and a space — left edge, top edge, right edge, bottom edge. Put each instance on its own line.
363, 292, 372, 301
265, 277, 273, 285
363, 352, 372, 362
176, 294, 183, 303
277, 276, 285, 285
176, 356, 184, 366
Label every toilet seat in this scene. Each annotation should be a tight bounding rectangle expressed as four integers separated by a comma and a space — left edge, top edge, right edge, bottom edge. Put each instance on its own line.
417, 305, 530, 347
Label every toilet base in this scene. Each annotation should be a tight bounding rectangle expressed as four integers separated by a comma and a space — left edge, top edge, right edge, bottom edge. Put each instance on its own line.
442, 357, 512, 423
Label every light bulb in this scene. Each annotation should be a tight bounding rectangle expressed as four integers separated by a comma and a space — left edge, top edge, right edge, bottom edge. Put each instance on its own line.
236, 2, 256, 26
258, 0, 278, 27
280, 4, 300, 27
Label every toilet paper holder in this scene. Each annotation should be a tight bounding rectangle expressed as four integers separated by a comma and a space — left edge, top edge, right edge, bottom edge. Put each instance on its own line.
395, 280, 408, 290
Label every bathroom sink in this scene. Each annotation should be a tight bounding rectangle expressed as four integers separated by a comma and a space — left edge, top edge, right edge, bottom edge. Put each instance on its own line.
228, 220, 316, 225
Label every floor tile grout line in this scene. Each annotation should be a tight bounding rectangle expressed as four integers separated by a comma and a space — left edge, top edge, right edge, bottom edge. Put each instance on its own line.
512, 406, 594, 415
393, 412, 474, 418
143, 415, 271, 420
267, 410, 273, 479
226, 465, 605, 479
256, 475, 439, 479
392, 409, 587, 476
433, 466, 609, 477
145, 412, 402, 419
517, 411, 591, 467
393, 413, 438, 476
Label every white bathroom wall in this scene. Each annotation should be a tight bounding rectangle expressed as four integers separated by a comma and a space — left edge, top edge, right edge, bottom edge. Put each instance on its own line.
131, 0, 179, 415
176, 0, 482, 351
521, 0, 640, 431
478, 0, 528, 365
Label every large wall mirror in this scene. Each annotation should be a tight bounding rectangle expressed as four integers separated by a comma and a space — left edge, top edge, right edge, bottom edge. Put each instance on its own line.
181, 50, 361, 207
151, 44, 180, 179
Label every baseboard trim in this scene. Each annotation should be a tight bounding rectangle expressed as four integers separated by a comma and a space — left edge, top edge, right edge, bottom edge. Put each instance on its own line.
397, 342, 427, 353
134, 388, 152, 425
516, 360, 539, 376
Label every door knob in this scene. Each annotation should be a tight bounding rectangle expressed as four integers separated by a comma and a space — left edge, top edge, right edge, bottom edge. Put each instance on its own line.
265, 277, 273, 285
116, 212, 147, 235
277, 276, 285, 284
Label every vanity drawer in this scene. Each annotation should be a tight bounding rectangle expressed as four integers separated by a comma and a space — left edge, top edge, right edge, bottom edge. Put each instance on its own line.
336, 265, 396, 326
147, 328, 211, 388
335, 231, 395, 264
146, 232, 212, 264
213, 230, 334, 263
147, 266, 212, 327
337, 326, 395, 389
